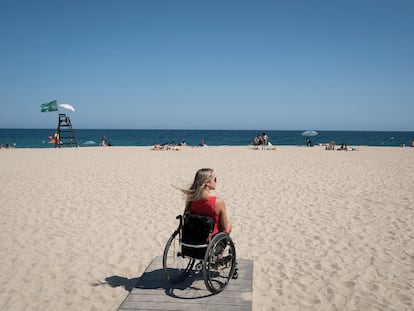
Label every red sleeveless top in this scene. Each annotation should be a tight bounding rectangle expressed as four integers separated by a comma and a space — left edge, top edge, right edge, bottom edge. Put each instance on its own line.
189, 196, 221, 235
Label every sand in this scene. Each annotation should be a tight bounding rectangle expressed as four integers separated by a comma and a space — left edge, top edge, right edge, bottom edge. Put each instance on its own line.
0, 146, 413, 310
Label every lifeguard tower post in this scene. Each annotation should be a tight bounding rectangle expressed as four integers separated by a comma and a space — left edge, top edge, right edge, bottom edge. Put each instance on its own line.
55, 113, 77, 147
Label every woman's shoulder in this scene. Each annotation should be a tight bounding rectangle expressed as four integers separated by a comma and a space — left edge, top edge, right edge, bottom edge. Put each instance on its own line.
213, 196, 225, 205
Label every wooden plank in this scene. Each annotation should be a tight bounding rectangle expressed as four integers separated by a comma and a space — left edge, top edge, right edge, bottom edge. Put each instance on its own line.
118, 256, 253, 311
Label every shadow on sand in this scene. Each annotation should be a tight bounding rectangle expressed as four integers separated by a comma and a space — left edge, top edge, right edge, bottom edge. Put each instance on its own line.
104, 267, 214, 299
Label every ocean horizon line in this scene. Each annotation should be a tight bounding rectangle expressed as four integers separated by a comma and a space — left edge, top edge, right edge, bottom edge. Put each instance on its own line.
1, 128, 414, 132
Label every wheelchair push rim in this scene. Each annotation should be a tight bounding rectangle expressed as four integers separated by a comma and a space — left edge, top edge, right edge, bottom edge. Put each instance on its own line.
203, 232, 237, 294
163, 229, 195, 283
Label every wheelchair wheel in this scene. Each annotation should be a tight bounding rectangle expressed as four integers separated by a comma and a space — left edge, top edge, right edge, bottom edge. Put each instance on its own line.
163, 230, 195, 283
203, 232, 237, 294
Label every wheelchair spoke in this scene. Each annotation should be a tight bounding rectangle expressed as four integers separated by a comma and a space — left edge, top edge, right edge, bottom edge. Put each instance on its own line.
204, 232, 237, 294
163, 230, 195, 283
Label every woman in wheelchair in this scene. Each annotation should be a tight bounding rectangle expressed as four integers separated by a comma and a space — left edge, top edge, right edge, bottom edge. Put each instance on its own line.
163, 168, 237, 294
181, 168, 232, 235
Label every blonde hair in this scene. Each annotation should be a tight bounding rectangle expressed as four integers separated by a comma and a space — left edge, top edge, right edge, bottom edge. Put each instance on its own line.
178, 168, 214, 213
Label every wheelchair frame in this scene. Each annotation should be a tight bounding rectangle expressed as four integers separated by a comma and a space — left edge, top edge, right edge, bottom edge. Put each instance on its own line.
163, 214, 238, 294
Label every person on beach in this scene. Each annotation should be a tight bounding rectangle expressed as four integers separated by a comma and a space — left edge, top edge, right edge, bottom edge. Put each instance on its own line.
178, 168, 232, 235
100, 136, 106, 146
254, 135, 260, 149
339, 143, 349, 151
262, 133, 268, 150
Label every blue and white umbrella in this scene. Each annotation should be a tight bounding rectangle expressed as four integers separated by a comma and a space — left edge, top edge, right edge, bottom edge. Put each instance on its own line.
83, 140, 97, 145
302, 130, 318, 137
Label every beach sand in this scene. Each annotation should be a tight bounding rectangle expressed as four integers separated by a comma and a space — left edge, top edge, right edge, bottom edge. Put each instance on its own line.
1, 146, 413, 310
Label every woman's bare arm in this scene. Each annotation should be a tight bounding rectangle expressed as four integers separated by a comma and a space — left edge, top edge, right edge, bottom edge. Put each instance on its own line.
215, 197, 232, 233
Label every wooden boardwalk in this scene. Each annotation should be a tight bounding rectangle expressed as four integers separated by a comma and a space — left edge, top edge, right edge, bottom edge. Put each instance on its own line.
118, 256, 253, 311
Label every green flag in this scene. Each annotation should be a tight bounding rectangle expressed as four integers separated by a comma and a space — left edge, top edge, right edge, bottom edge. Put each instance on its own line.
40, 100, 58, 112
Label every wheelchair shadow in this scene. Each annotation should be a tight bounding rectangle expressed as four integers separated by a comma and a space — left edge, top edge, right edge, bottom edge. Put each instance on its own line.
103, 275, 140, 292
105, 268, 214, 300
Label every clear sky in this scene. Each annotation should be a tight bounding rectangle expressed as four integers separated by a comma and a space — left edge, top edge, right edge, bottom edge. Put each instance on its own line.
0, 0, 413, 131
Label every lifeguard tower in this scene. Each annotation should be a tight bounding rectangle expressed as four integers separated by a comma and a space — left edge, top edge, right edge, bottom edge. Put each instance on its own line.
55, 113, 77, 147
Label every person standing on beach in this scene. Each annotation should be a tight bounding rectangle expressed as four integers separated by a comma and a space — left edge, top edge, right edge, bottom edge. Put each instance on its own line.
100, 136, 106, 146
178, 168, 232, 235
254, 135, 260, 149
262, 133, 268, 150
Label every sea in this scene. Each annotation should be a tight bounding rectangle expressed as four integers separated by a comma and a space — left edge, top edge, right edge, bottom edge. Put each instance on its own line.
1, 129, 414, 148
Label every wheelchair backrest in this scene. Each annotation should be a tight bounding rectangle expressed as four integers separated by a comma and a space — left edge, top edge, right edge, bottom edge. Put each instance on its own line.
181, 214, 215, 245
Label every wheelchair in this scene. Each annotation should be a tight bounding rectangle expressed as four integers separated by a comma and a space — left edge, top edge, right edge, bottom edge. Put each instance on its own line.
163, 214, 238, 294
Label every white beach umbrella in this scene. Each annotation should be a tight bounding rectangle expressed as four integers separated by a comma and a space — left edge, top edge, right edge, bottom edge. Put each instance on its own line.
83, 141, 97, 145
302, 130, 318, 137
58, 104, 76, 112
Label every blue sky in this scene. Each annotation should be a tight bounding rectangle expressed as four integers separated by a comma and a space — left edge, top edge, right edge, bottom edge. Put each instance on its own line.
0, 0, 413, 131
